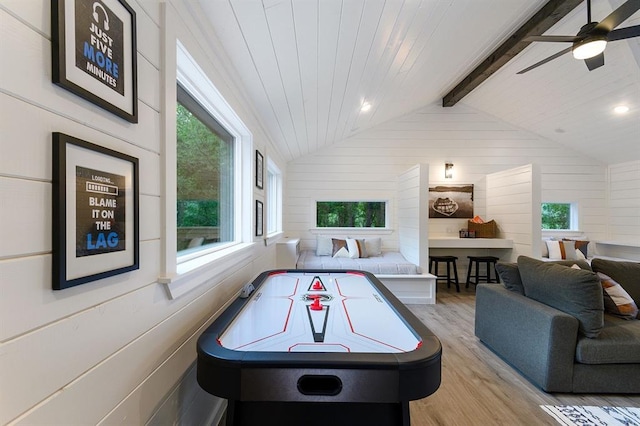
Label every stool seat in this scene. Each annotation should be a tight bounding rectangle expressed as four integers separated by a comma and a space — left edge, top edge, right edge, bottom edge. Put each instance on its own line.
429, 255, 460, 292
466, 256, 499, 288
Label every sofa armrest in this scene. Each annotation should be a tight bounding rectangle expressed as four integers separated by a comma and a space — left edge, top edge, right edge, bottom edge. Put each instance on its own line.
475, 284, 579, 392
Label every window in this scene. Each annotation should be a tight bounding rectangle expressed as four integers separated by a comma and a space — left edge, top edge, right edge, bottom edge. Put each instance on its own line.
266, 159, 282, 235
316, 201, 386, 228
541, 202, 577, 230
176, 84, 235, 254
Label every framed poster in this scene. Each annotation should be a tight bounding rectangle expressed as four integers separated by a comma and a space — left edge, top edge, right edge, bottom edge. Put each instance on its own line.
428, 184, 474, 219
255, 200, 263, 237
256, 150, 264, 189
51, 0, 138, 122
52, 132, 139, 290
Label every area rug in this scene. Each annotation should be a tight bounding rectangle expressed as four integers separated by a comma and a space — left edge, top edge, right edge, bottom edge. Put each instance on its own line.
541, 405, 640, 426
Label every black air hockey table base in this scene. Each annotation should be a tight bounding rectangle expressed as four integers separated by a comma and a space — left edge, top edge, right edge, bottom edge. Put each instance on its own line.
197, 270, 442, 426
225, 401, 410, 426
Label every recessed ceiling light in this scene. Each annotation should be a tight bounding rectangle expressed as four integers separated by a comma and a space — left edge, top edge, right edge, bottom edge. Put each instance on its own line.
360, 102, 372, 112
613, 105, 629, 114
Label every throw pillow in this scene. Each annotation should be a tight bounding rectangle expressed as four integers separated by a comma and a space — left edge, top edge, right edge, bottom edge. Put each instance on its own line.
597, 272, 639, 320
332, 247, 350, 258
517, 256, 604, 338
591, 258, 640, 315
316, 236, 333, 256
545, 240, 578, 260
331, 238, 347, 257
545, 240, 563, 260
365, 237, 382, 257
562, 240, 578, 260
345, 238, 365, 259
564, 239, 590, 258
495, 262, 524, 294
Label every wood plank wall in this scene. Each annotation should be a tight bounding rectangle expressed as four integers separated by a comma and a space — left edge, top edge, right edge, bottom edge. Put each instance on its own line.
0, 1, 281, 424
397, 164, 428, 271
486, 164, 541, 261
284, 104, 610, 255
608, 160, 640, 242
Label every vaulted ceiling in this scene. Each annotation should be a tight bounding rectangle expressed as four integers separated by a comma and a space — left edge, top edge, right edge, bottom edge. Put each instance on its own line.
192, 0, 640, 164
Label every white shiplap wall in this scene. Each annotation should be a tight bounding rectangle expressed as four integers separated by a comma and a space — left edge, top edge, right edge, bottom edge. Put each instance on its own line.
0, 1, 283, 424
397, 164, 429, 271
598, 160, 640, 260
486, 164, 541, 261
284, 104, 609, 255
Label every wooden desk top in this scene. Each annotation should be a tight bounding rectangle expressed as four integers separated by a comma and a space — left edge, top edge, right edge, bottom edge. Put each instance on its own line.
428, 238, 513, 249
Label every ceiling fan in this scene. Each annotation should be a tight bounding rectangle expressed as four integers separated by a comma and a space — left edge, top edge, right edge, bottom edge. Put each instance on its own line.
517, 0, 640, 74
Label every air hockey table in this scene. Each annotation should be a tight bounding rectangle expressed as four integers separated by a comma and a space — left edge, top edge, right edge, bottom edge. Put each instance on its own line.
197, 270, 442, 426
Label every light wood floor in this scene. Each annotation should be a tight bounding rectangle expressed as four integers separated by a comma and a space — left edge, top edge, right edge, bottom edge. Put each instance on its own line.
406, 285, 640, 425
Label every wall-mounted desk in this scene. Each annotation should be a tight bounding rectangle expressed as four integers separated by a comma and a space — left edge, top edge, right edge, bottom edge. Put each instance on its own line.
429, 238, 513, 249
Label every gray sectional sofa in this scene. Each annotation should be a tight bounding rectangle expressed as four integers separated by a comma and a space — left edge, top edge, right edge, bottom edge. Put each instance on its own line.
475, 256, 640, 393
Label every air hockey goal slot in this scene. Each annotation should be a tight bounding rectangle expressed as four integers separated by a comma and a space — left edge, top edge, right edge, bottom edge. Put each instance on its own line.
297, 375, 342, 396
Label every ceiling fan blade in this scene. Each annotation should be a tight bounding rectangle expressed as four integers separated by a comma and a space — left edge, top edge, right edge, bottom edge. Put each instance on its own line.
608, 24, 640, 41
517, 46, 572, 74
585, 52, 605, 70
595, 0, 640, 32
524, 35, 579, 43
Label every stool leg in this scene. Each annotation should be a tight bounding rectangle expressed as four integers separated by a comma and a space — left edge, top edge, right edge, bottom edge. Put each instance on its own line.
429, 259, 433, 275
465, 261, 473, 288
446, 261, 451, 289
475, 262, 480, 286
453, 261, 460, 292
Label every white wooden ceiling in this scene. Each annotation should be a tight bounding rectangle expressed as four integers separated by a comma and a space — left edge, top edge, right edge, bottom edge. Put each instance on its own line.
193, 0, 640, 164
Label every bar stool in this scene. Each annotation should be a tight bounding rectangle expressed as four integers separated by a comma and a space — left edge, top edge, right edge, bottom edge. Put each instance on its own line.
429, 255, 460, 292
466, 256, 499, 288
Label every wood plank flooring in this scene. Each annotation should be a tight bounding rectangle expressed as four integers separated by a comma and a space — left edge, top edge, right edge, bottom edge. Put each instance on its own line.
406, 285, 640, 425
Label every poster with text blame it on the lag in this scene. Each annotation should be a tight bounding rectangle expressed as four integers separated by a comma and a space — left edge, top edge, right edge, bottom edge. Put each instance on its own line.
74, 0, 125, 95
75, 166, 126, 257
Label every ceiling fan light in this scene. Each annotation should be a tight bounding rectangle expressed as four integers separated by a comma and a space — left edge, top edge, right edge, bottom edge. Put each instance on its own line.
572, 37, 607, 59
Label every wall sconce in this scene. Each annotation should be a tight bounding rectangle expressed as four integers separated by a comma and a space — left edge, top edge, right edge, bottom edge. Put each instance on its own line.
445, 163, 454, 179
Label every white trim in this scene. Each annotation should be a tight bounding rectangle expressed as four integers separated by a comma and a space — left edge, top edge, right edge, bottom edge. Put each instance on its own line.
158, 19, 253, 299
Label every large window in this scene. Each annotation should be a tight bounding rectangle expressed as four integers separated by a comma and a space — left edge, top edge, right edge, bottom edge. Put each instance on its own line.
316, 201, 386, 228
177, 84, 235, 253
541, 202, 577, 230
266, 159, 282, 235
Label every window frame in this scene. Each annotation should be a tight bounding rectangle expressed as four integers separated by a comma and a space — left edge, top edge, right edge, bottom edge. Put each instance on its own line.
313, 200, 390, 230
266, 158, 282, 237
160, 40, 253, 296
176, 84, 235, 256
541, 202, 579, 231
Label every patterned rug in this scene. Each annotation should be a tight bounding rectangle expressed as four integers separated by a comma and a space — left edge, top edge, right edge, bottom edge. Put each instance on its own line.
541, 405, 640, 426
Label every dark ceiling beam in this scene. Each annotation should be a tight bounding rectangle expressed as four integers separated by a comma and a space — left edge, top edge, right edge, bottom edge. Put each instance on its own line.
442, 0, 583, 107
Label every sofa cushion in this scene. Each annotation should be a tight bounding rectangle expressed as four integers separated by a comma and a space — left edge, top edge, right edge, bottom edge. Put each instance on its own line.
316, 236, 333, 256
496, 259, 592, 295
575, 315, 640, 364
518, 256, 604, 338
331, 238, 347, 256
591, 258, 640, 310
598, 272, 639, 320
496, 262, 524, 294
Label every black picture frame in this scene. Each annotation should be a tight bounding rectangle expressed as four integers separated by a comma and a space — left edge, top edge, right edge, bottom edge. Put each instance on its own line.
428, 184, 474, 219
256, 150, 264, 189
255, 200, 263, 237
51, 0, 138, 122
52, 132, 139, 290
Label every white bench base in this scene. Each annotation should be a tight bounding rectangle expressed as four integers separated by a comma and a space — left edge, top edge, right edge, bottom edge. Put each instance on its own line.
375, 273, 436, 305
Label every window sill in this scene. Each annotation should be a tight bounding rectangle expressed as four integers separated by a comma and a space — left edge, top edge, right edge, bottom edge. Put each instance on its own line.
159, 242, 255, 299
310, 228, 394, 234
264, 231, 284, 246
